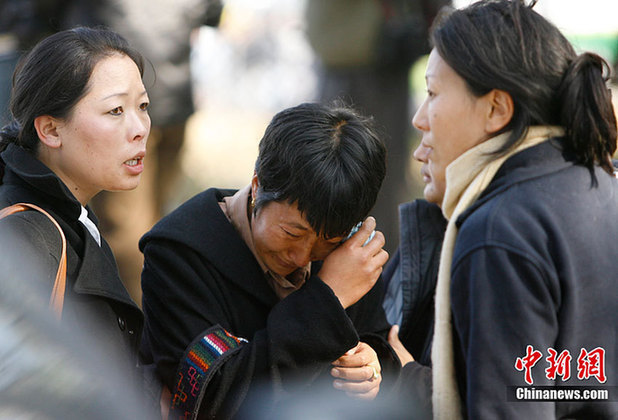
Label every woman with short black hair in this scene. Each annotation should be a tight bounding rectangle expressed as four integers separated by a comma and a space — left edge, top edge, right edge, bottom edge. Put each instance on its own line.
139, 102, 399, 418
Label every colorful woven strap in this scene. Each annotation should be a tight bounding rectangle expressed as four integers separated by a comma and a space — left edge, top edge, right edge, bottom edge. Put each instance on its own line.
169, 326, 248, 419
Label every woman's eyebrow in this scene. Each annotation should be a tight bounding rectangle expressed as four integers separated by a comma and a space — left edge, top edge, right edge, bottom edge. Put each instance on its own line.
283, 221, 309, 231
101, 89, 148, 101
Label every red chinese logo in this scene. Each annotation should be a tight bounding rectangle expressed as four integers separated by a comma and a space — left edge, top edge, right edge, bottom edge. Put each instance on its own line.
515, 345, 543, 385
577, 347, 606, 383
515, 346, 607, 385
545, 348, 572, 381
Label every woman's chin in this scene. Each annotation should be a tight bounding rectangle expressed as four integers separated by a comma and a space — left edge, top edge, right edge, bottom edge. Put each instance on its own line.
423, 185, 443, 206
268, 257, 297, 277
108, 178, 141, 192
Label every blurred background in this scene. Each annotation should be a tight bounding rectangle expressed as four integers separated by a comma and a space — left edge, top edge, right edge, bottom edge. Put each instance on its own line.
177, 0, 618, 290
1, 0, 616, 304
184, 0, 618, 192
184, 0, 618, 200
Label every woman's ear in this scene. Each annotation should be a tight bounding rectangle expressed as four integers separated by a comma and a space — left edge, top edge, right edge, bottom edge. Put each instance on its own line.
34, 115, 62, 148
251, 172, 259, 200
485, 89, 514, 133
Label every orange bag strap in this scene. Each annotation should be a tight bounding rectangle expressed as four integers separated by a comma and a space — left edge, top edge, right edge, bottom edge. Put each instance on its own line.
0, 202, 67, 320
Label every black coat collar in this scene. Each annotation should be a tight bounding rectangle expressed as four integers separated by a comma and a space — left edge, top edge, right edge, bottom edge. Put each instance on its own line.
1, 144, 86, 222
140, 188, 279, 307
1, 144, 139, 310
74, 228, 139, 308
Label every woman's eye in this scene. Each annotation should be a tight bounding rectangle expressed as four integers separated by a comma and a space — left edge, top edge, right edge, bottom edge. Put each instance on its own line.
140, 102, 149, 111
426, 89, 435, 98
109, 106, 123, 116
282, 229, 299, 238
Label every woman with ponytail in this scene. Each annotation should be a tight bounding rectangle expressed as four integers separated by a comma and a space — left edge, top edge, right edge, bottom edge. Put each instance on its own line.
388, 1, 618, 418
0, 27, 151, 409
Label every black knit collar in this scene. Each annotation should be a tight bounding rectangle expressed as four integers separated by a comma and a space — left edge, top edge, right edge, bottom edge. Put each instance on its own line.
1, 143, 85, 222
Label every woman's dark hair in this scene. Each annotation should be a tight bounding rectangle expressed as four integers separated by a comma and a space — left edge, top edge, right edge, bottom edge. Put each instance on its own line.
254, 102, 387, 239
431, 0, 617, 174
0, 26, 144, 154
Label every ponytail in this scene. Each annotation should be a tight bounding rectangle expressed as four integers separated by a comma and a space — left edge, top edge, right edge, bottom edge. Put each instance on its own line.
558, 52, 617, 175
0, 120, 21, 154
0, 120, 22, 183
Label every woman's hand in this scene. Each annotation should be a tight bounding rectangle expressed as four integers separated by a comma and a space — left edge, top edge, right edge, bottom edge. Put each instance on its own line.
330, 342, 382, 400
318, 217, 389, 308
388, 325, 414, 366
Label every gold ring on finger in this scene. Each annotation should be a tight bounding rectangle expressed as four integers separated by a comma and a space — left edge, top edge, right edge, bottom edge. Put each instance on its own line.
371, 366, 380, 380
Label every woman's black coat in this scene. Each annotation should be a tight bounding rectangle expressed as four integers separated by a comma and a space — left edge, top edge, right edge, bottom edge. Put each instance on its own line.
139, 188, 400, 419
450, 139, 618, 419
0, 144, 143, 381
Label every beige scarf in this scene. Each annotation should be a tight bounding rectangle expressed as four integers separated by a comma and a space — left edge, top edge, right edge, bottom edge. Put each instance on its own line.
431, 126, 565, 419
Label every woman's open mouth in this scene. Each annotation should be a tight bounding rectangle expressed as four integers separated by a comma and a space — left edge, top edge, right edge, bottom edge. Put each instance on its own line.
123, 154, 145, 175
124, 157, 143, 166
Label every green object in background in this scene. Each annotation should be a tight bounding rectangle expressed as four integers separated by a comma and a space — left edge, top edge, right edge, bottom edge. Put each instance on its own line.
566, 33, 618, 64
